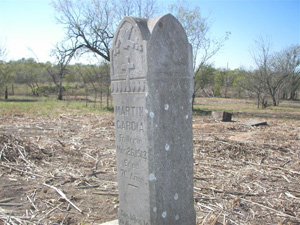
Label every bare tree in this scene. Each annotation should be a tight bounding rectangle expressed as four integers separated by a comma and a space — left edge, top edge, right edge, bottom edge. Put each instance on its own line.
237, 69, 266, 108
283, 45, 300, 100
114, 0, 158, 21
13, 58, 43, 96
52, 0, 158, 62
0, 61, 12, 99
47, 43, 74, 100
169, 1, 230, 107
251, 36, 291, 106
52, 0, 114, 61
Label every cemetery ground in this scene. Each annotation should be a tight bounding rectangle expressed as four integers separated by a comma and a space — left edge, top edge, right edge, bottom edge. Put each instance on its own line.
0, 97, 299, 225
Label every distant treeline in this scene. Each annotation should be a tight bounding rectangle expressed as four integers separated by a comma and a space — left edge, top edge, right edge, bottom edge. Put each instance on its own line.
0, 53, 299, 109
0, 58, 111, 108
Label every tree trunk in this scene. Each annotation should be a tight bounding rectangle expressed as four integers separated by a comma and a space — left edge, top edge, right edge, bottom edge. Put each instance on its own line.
276, 92, 280, 106
11, 84, 14, 95
106, 85, 110, 109
100, 81, 103, 108
5, 86, 8, 100
94, 91, 97, 108
271, 94, 277, 106
57, 88, 63, 100
57, 72, 63, 100
289, 89, 297, 100
192, 92, 196, 111
85, 85, 88, 107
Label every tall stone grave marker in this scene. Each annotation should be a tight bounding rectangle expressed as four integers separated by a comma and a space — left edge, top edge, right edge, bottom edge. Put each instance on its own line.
110, 14, 196, 225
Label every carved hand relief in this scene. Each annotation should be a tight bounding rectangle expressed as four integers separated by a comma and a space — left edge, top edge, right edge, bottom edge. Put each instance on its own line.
111, 21, 145, 93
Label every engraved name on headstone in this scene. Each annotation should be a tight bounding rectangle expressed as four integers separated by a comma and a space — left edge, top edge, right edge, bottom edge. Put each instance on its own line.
110, 14, 196, 225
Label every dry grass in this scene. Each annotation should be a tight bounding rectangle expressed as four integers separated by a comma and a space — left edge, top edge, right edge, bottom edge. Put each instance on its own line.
193, 117, 300, 225
0, 97, 299, 224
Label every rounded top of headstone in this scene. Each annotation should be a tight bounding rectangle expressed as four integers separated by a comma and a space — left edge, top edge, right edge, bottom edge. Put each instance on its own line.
147, 14, 191, 75
110, 14, 192, 80
147, 14, 188, 41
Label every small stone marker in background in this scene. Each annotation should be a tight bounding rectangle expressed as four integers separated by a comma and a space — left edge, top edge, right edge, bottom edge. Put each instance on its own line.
244, 120, 267, 126
212, 111, 232, 122
110, 14, 196, 225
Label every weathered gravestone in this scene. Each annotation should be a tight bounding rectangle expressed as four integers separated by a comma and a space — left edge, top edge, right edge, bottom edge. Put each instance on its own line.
212, 111, 232, 122
110, 14, 196, 225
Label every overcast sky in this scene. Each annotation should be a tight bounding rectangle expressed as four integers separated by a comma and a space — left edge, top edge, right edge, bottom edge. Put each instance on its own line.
0, 0, 299, 69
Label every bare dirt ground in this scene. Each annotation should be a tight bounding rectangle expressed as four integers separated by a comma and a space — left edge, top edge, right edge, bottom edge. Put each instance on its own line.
0, 112, 299, 225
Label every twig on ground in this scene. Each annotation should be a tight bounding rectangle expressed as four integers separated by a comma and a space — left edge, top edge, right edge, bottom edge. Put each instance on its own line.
93, 192, 118, 196
75, 185, 100, 189
27, 195, 39, 212
0, 198, 15, 203
43, 183, 82, 213
57, 140, 65, 147
45, 202, 64, 216
0, 202, 23, 207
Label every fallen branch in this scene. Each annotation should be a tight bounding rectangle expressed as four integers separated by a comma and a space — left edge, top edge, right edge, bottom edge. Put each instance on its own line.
0, 198, 15, 203
76, 185, 100, 189
43, 183, 82, 213
93, 192, 118, 196
0, 202, 23, 207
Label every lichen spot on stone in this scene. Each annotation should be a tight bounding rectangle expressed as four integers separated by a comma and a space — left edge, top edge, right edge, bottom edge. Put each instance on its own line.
174, 193, 179, 200
162, 211, 167, 218
175, 215, 179, 221
185, 115, 189, 119
164, 104, 169, 110
149, 173, 156, 181
149, 112, 155, 118
165, 143, 170, 151
153, 207, 157, 212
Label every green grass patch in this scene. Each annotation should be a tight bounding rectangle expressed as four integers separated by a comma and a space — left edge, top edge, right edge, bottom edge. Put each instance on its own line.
1, 96, 299, 120
193, 97, 300, 120
192, 108, 212, 116
0, 96, 112, 116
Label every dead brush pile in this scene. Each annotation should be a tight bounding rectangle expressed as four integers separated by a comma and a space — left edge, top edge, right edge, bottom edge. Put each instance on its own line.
0, 134, 51, 224
0, 114, 118, 225
0, 134, 49, 163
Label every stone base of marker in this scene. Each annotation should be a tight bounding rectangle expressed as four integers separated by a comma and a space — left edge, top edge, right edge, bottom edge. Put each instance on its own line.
212, 111, 232, 122
99, 220, 119, 225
